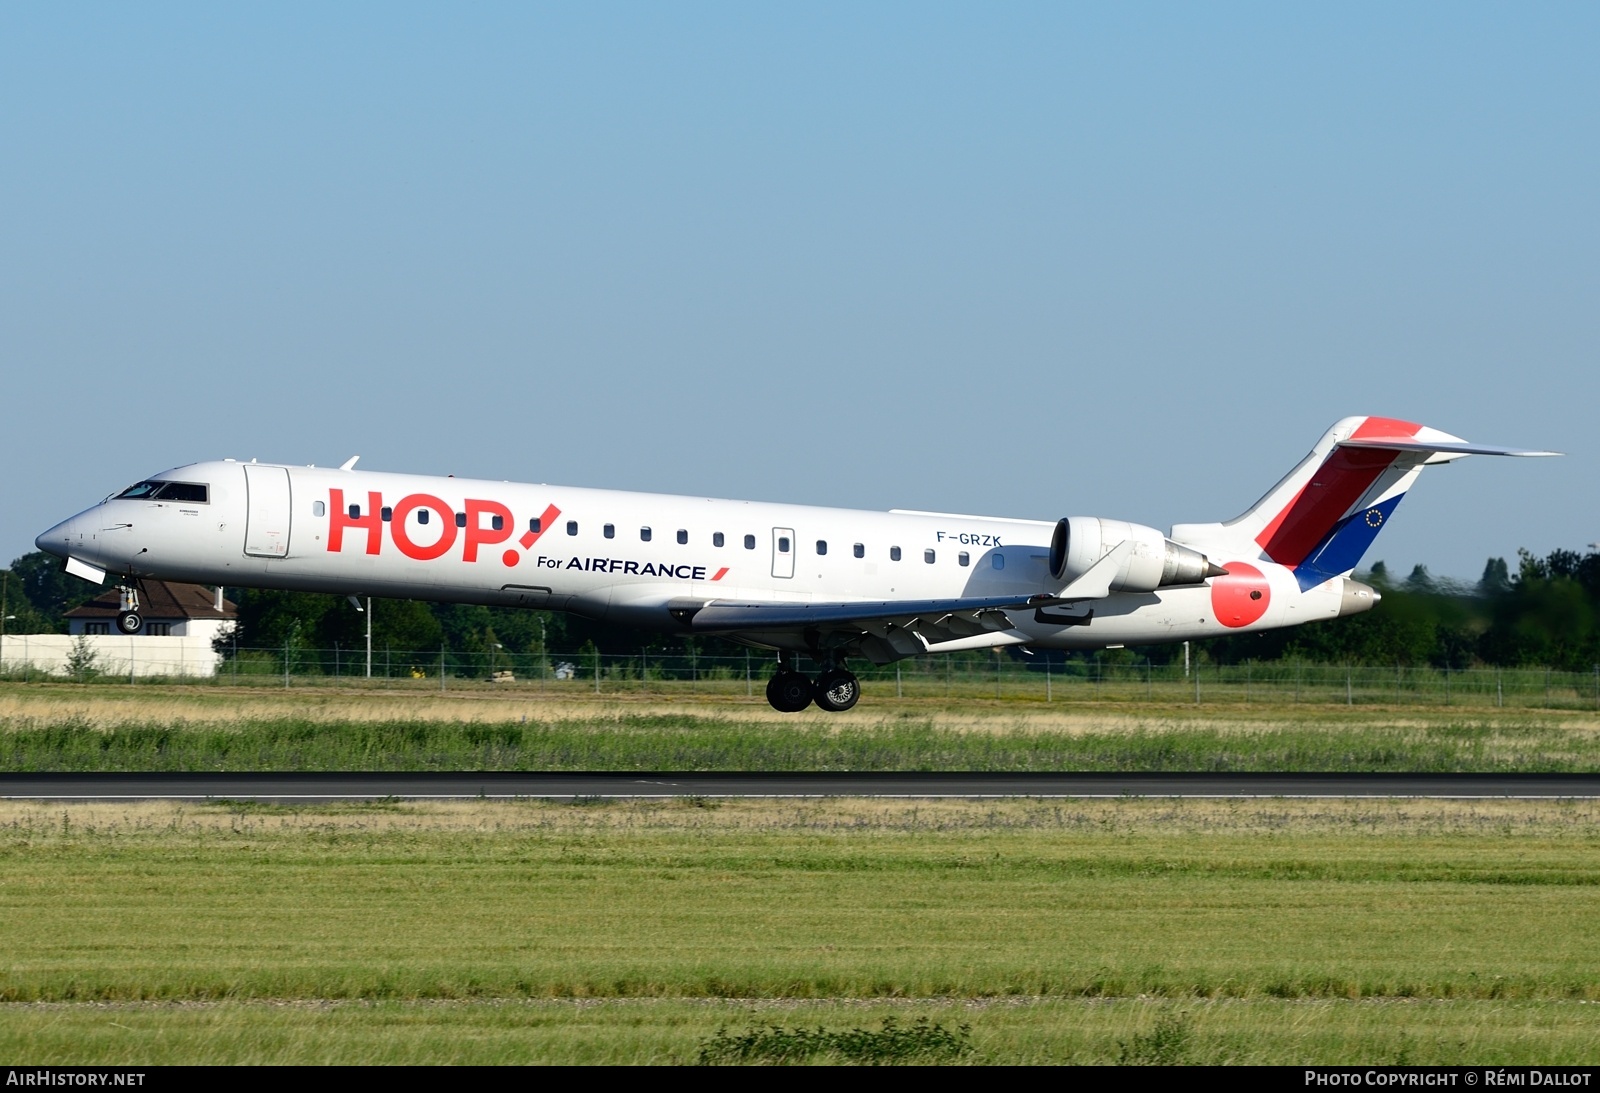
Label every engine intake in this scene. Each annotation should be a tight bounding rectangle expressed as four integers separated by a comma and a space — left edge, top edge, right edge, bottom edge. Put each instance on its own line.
1049, 517, 1225, 594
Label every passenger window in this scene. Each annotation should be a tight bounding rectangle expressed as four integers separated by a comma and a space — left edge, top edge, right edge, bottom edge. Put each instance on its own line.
924, 549, 935, 564
816, 540, 827, 555
778, 537, 791, 553
348, 503, 361, 519
454, 512, 466, 528
890, 546, 902, 561
312, 501, 325, 517
853, 543, 864, 558
959, 551, 970, 567
381, 507, 392, 522
604, 524, 615, 539
566, 521, 578, 536
418, 509, 430, 525
744, 534, 756, 550
641, 527, 652, 542
992, 553, 1005, 571
677, 529, 688, 545
713, 532, 725, 548
529, 517, 541, 533
491, 515, 504, 531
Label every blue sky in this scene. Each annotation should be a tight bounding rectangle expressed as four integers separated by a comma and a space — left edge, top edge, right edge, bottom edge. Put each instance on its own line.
3, 3, 1595, 580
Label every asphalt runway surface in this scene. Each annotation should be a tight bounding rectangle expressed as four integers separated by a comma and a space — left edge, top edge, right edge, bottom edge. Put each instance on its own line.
1, 772, 1599, 800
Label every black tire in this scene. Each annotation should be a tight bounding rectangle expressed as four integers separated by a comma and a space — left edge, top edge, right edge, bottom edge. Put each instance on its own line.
813, 669, 860, 712
765, 671, 813, 713
116, 611, 143, 635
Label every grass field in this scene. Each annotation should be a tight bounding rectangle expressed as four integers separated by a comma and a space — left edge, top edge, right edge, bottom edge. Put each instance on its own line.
4, 683, 1600, 772
2, 797, 1600, 1063
4, 683, 1599, 1063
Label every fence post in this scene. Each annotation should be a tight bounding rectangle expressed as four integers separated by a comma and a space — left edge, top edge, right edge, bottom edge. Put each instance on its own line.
896, 663, 902, 699
1294, 663, 1301, 704
1346, 667, 1352, 706
1045, 661, 1051, 703
1444, 666, 1450, 707
1194, 662, 1200, 705
1496, 668, 1502, 708
284, 638, 290, 690
594, 647, 601, 694
995, 653, 1002, 699
745, 649, 751, 698
440, 645, 445, 693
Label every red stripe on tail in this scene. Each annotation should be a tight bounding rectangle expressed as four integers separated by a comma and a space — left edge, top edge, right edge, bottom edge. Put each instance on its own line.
1256, 448, 1396, 566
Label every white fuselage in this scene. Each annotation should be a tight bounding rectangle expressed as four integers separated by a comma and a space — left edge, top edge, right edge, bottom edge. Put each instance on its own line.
38, 459, 1351, 656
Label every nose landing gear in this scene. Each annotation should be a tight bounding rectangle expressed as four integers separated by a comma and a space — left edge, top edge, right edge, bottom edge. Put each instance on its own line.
115, 585, 142, 635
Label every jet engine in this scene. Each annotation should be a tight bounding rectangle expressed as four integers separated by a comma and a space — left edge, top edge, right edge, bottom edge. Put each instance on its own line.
1049, 517, 1226, 594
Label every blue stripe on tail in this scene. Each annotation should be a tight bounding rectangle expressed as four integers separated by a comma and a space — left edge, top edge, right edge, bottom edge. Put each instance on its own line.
1292, 493, 1406, 591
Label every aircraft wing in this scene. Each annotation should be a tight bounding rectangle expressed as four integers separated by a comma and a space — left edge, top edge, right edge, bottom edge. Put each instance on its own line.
680, 593, 1059, 631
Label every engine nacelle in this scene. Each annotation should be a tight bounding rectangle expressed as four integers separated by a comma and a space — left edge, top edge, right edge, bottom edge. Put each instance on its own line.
1049, 517, 1223, 594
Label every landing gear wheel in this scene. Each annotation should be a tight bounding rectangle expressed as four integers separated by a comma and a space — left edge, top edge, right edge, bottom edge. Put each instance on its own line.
813, 669, 860, 712
765, 671, 814, 713
116, 612, 143, 635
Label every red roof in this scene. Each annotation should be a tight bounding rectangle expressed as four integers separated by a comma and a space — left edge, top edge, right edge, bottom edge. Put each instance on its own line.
65, 581, 238, 621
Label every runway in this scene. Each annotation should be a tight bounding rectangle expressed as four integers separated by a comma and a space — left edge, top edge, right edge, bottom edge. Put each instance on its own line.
2, 771, 1599, 800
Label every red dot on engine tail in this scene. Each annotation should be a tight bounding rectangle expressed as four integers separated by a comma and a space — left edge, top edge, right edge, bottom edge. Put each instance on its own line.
1210, 562, 1271, 627
502, 549, 519, 567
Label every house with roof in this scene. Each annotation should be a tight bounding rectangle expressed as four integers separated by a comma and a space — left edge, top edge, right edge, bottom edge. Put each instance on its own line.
0, 582, 237, 679
66, 582, 237, 643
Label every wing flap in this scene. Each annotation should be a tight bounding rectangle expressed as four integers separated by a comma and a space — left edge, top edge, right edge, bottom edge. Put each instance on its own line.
685, 594, 1038, 632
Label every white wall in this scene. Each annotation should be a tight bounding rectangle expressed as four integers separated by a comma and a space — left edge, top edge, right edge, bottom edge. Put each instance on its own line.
0, 634, 224, 678
67, 617, 233, 641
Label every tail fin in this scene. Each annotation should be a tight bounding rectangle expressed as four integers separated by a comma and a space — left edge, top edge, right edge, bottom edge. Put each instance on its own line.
1170, 416, 1558, 590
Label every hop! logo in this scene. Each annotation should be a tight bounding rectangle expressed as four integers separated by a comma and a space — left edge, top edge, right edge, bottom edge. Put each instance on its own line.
327, 489, 560, 568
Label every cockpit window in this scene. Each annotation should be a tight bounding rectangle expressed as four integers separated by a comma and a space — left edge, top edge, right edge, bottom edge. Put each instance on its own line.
116, 481, 164, 500
116, 480, 209, 503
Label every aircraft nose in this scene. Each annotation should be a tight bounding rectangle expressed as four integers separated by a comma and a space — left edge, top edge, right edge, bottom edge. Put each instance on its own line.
35, 513, 83, 559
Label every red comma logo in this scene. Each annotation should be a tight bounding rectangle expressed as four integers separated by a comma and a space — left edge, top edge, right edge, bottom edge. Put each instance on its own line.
1210, 561, 1271, 628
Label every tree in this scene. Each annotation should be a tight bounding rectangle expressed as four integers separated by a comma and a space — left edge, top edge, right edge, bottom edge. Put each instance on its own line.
5, 551, 106, 633
1479, 557, 1511, 597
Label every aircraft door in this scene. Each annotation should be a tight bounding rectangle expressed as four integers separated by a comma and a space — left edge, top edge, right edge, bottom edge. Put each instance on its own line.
243, 465, 293, 557
771, 527, 795, 579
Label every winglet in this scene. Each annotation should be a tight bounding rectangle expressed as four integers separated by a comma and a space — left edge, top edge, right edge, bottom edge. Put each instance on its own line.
339, 456, 360, 471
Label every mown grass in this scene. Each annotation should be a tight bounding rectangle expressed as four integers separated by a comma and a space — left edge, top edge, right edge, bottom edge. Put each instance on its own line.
3, 998, 1599, 1065
2, 799, 1600, 1063
4, 679, 1600, 771
3, 798, 1600, 1004
4, 713, 1600, 772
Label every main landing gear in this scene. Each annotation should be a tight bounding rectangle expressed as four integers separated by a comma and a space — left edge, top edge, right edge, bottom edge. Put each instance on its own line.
764, 658, 861, 713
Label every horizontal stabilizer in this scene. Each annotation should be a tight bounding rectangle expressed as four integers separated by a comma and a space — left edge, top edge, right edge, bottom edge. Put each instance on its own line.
1337, 438, 1561, 458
